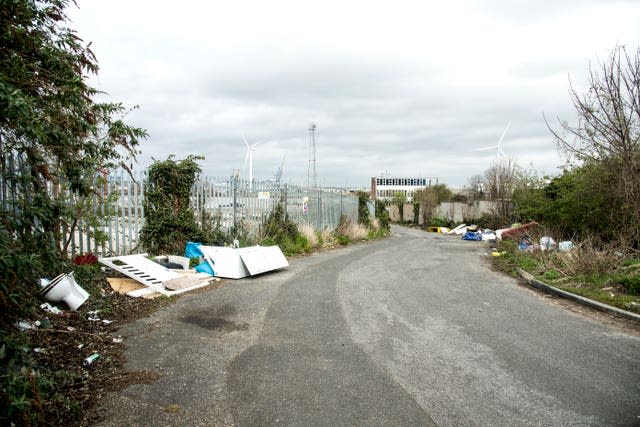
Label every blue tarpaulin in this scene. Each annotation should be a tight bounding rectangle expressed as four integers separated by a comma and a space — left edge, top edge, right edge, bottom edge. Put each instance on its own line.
462, 231, 482, 241
185, 241, 214, 275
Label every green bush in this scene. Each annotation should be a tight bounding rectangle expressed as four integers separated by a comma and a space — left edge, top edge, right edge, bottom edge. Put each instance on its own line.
337, 235, 350, 246
542, 270, 562, 281
140, 156, 210, 255
614, 275, 640, 296
375, 200, 390, 230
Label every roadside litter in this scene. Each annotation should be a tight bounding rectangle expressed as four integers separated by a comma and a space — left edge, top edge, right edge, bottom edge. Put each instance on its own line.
559, 241, 575, 252
496, 221, 540, 240
83, 353, 100, 366
195, 244, 289, 279
98, 243, 288, 297
539, 236, 557, 251
39, 272, 89, 311
446, 224, 467, 235
462, 231, 483, 241
428, 227, 450, 233
99, 253, 214, 298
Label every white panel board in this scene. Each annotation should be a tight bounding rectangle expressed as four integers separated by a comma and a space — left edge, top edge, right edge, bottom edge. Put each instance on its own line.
237, 247, 271, 276
198, 246, 250, 279
197, 245, 289, 279
238, 246, 289, 276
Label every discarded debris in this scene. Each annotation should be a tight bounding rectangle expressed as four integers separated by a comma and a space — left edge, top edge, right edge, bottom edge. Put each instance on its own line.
496, 221, 540, 241
83, 353, 100, 366
39, 272, 89, 311
559, 241, 575, 252
462, 231, 483, 241
197, 244, 289, 279
99, 253, 213, 297
481, 229, 497, 242
446, 224, 467, 235
15, 321, 39, 331
539, 236, 557, 251
40, 302, 64, 315
73, 253, 98, 265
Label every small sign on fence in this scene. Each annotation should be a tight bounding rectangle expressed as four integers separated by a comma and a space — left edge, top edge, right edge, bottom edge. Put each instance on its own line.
303, 196, 309, 215
258, 192, 270, 200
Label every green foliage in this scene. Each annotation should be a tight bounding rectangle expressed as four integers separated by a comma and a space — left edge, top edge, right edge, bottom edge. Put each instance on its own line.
140, 156, 212, 255
390, 192, 407, 219
374, 199, 390, 230
357, 191, 371, 226
427, 217, 451, 228
0, 0, 147, 254
414, 184, 453, 224
0, 0, 144, 320
512, 163, 620, 242
542, 270, 562, 281
336, 234, 350, 246
200, 210, 227, 247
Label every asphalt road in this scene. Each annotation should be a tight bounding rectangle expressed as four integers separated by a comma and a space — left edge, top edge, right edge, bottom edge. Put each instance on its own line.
96, 226, 640, 426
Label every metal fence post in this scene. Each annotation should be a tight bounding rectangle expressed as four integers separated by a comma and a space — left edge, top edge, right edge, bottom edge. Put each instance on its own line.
283, 184, 288, 219
232, 175, 238, 232
316, 189, 322, 229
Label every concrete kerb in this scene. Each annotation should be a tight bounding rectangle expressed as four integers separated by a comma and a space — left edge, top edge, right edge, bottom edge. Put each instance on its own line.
516, 267, 640, 322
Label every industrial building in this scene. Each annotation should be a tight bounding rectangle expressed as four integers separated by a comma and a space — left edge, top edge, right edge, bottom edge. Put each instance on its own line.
370, 176, 438, 202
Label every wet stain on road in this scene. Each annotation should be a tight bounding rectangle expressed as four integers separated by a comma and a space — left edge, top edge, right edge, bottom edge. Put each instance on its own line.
181, 306, 249, 332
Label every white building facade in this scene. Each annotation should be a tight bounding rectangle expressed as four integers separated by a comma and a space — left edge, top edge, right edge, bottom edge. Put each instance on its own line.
370, 176, 438, 202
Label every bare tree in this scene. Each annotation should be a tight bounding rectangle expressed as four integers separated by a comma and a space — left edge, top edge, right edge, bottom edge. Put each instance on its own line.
547, 45, 640, 246
414, 184, 452, 225
483, 159, 518, 221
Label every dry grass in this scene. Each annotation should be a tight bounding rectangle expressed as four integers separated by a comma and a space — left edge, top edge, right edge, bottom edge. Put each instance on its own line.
299, 223, 318, 247
343, 223, 369, 241
319, 227, 337, 248
560, 241, 622, 276
336, 216, 367, 241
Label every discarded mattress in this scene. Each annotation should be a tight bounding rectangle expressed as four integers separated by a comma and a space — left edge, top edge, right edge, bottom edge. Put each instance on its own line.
99, 254, 213, 297
197, 245, 289, 279
497, 221, 540, 240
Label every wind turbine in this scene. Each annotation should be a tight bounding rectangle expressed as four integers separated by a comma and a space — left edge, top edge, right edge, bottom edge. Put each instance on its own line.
274, 155, 285, 187
473, 122, 511, 162
242, 135, 268, 190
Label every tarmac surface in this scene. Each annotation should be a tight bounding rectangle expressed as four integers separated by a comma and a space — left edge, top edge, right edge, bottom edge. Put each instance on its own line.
96, 226, 640, 426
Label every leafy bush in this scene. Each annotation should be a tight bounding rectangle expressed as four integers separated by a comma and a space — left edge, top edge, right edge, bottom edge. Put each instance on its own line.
614, 275, 640, 296
261, 200, 310, 255
357, 191, 371, 226
336, 234, 350, 246
427, 217, 452, 228
374, 199, 390, 230
140, 156, 212, 255
542, 270, 562, 281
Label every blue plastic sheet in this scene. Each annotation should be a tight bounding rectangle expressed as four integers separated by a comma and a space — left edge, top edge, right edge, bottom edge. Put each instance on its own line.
185, 242, 214, 275
462, 231, 482, 241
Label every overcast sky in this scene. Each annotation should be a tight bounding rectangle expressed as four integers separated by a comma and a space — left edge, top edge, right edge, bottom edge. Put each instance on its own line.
67, 0, 640, 189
